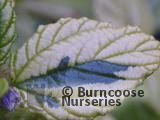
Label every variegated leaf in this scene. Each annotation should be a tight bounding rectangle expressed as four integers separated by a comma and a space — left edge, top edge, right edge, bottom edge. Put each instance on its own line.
11, 18, 160, 119
0, 0, 16, 66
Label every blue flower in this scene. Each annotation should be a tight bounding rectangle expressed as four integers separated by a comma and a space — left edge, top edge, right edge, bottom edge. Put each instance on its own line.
0, 89, 21, 111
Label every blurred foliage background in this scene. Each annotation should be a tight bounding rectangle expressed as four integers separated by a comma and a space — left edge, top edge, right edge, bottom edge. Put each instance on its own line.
3, 0, 160, 119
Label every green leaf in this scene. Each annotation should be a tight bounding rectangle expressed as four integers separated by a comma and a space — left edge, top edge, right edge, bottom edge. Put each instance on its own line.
0, 0, 16, 66
112, 99, 160, 120
0, 78, 8, 97
11, 18, 160, 119
0, 107, 47, 120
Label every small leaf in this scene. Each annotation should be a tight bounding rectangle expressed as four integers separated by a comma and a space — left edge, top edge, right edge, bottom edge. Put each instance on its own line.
0, 0, 16, 66
0, 78, 8, 98
11, 18, 160, 119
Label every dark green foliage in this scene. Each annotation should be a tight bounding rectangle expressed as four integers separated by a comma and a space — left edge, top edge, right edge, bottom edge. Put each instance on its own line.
0, 108, 47, 120
112, 99, 160, 120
